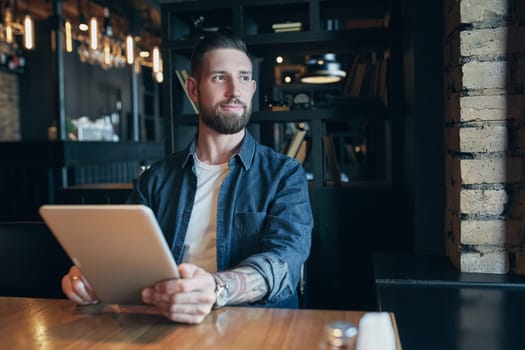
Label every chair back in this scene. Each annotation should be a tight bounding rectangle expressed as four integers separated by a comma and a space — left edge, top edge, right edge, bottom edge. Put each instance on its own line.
0, 222, 70, 298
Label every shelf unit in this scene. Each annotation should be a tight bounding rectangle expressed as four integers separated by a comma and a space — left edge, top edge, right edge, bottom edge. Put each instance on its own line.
160, 0, 404, 310
162, 0, 396, 188
141, 66, 164, 142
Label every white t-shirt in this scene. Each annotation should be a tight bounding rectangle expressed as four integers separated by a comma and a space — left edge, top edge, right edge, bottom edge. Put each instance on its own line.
182, 155, 229, 273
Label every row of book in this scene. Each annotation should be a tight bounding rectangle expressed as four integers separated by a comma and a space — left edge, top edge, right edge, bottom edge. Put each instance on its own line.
284, 126, 339, 183
285, 126, 368, 185
341, 51, 390, 105
271, 12, 390, 33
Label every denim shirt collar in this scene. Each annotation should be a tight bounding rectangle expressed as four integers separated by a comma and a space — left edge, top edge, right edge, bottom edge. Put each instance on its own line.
181, 130, 255, 171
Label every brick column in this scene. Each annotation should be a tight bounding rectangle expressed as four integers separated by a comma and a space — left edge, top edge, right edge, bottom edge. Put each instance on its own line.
444, 0, 525, 274
0, 71, 20, 141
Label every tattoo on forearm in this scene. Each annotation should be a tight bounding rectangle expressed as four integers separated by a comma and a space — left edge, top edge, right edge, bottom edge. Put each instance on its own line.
214, 267, 268, 306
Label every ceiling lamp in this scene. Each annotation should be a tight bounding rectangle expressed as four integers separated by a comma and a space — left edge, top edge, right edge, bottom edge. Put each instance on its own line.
301, 53, 346, 84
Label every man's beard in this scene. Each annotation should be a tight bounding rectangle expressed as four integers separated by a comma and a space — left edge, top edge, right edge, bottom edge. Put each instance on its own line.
199, 98, 251, 134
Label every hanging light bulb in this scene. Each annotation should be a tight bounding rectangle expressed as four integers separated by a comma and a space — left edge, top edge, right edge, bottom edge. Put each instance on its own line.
79, 19, 88, 32
155, 71, 164, 83
152, 46, 160, 73
103, 7, 113, 37
65, 19, 73, 53
23, 14, 34, 49
1, 0, 36, 51
5, 3, 14, 43
103, 39, 111, 66
154, 57, 164, 83
78, 0, 88, 31
6, 25, 14, 43
89, 16, 98, 50
126, 35, 134, 64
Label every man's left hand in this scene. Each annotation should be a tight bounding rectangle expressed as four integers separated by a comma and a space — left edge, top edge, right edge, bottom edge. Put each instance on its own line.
142, 263, 216, 324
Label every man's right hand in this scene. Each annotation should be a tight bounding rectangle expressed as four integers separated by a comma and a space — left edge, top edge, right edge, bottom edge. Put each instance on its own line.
62, 265, 99, 305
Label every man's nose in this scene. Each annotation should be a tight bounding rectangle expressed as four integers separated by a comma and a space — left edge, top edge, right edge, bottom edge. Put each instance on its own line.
226, 80, 241, 99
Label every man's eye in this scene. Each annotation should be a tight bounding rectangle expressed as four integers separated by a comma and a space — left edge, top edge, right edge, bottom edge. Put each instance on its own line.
213, 75, 225, 81
240, 76, 250, 82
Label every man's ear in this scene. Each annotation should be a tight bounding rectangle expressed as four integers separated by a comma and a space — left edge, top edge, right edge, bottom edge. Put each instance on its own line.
185, 77, 199, 103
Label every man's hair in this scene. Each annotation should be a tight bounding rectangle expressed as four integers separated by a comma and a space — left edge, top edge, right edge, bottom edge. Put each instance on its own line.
190, 33, 249, 78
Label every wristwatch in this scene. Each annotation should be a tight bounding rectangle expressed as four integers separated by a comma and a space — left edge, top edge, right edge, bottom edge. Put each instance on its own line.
213, 274, 228, 309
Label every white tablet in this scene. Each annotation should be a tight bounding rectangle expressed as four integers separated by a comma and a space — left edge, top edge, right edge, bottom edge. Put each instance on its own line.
39, 204, 179, 305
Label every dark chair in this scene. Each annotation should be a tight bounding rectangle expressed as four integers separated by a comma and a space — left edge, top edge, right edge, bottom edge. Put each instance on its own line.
0, 222, 71, 298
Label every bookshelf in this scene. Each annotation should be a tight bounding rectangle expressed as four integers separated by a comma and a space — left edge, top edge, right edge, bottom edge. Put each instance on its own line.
160, 0, 403, 310
162, 0, 395, 189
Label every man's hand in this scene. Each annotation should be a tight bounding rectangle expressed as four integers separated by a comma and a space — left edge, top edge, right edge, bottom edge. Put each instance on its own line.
142, 263, 216, 324
62, 265, 99, 305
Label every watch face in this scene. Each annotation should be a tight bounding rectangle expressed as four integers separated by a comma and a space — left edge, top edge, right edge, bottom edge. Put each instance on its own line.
214, 281, 228, 307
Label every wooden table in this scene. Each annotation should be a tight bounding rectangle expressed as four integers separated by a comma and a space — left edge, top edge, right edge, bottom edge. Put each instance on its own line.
0, 297, 401, 349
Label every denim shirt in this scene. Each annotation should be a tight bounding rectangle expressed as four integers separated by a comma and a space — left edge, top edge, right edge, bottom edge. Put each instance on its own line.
127, 131, 313, 308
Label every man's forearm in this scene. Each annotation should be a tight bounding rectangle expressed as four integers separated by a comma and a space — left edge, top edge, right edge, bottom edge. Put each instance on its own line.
212, 266, 268, 306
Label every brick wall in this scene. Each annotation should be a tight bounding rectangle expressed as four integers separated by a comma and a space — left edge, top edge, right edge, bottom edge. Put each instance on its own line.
444, 0, 525, 274
0, 71, 20, 141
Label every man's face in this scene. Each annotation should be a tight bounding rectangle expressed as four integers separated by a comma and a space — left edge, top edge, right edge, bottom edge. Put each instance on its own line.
191, 48, 256, 134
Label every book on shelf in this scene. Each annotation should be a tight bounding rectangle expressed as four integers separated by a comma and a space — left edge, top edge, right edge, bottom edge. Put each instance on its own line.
175, 69, 199, 114
349, 60, 367, 97
272, 21, 302, 30
378, 50, 390, 106
384, 12, 391, 27
286, 129, 307, 159
272, 21, 302, 33
365, 52, 379, 97
360, 57, 378, 97
274, 27, 302, 33
180, 69, 191, 81
323, 135, 342, 186
341, 54, 360, 96
295, 138, 310, 164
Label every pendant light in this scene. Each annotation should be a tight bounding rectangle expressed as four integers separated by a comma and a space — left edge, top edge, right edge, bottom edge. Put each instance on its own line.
65, 19, 73, 52
152, 46, 160, 73
23, 13, 33, 49
126, 35, 134, 64
78, 0, 88, 31
89, 16, 98, 50
301, 54, 346, 84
